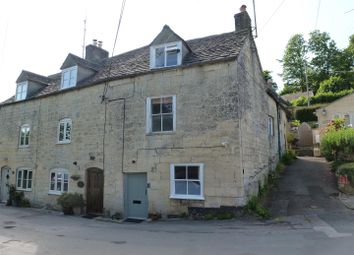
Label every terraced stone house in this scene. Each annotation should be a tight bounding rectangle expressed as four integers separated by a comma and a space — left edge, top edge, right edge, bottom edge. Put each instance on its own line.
0, 8, 288, 219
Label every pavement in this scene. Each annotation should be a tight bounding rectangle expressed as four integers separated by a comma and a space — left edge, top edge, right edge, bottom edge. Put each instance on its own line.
339, 192, 354, 210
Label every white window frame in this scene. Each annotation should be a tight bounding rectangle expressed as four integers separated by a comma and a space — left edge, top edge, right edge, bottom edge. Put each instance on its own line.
146, 95, 176, 133
19, 124, 30, 147
57, 118, 72, 144
150, 41, 182, 69
49, 169, 69, 195
16, 81, 28, 101
268, 115, 274, 137
16, 168, 33, 191
60, 66, 77, 89
170, 163, 204, 200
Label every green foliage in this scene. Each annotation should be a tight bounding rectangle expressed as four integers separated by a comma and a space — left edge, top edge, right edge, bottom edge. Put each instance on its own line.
281, 150, 297, 165
294, 105, 321, 122
280, 31, 353, 95
291, 90, 354, 106
317, 76, 352, 93
291, 96, 308, 106
263, 70, 278, 91
57, 193, 84, 212
325, 118, 346, 133
243, 196, 271, 219
311, 90, 354, 105
321, 128, 354, 161
337, 163, 354, 187
7, 184, 31, 207
291, 120, 301, 127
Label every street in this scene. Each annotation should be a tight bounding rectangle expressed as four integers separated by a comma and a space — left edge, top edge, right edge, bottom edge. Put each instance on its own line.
1, 157, 354, 255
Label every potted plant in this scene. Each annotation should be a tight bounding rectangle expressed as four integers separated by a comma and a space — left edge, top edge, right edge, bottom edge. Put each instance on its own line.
8, 185, 24, 207
57, 193, 84, 215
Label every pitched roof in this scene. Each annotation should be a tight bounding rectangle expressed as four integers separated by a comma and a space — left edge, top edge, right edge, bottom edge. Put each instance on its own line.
16, 70, 52, 85
1, 30, 249, 105
60, 53, 101, 71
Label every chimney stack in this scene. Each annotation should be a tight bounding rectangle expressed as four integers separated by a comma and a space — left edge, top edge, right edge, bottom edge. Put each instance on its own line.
85, 39, 109, 64
234, 5, 252, 33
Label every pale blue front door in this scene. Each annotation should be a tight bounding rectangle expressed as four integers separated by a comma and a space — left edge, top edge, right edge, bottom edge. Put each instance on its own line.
125, 173, 148, 219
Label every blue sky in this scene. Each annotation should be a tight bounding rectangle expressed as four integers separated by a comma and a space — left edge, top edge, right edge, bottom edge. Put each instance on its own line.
0, 0, 353, 102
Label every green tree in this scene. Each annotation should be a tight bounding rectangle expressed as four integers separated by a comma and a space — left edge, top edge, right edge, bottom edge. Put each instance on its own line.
308, 30, 341, 92
263, 70, 278, 92
317, 76, 352, 93
280, 34, 308, 93
280, 31, 353, 95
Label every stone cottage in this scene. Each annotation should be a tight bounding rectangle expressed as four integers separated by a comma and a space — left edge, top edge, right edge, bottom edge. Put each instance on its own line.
0, 8, 288, 219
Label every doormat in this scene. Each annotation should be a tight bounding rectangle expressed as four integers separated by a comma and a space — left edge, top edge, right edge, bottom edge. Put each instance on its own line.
82, 214, 100, 219
123, 218, 144, 223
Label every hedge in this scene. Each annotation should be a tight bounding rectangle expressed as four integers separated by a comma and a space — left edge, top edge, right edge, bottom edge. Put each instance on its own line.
321, 128, 354, 161
291, 89, 354, 106
293, 105, 322, 123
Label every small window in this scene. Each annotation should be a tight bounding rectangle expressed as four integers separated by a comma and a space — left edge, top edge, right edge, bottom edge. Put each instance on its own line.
344, 114, 350, 126
170, 164, 204, 200
49, 169, 69, 195
19, 124, 30, 147
268, 116, 274, 136
58, 118, 72, 144
146, 96, 176, 133
17, 168, 33, 191
61, 66, 77, 89
150, 42, 182, 68
16, 82, 28, 101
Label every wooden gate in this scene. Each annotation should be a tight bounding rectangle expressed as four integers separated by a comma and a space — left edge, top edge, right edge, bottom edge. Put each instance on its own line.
86, 168, 104, 214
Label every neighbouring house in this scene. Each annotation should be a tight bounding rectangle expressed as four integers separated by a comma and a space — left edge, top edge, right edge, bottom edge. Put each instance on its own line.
315, 92, 354, 131
0, 7, 288, 219
313, 92, 354, 155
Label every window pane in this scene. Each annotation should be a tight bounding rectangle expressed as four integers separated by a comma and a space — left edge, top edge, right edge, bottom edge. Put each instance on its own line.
65, 122, 71, 140
57, 173, 62, 191
28, 171, 33, 181
17, 171, 22, 188
344, 114, 350, 126
151, 98, 161, 114
22, 179, 27, 189
152, 115, 161, 132
188, 181, 201, 195
162, 114, 173, 131
50, 172, 56, 190
28, 180, 32, 189
161, 97, 172, 113
23, 170, 28, 180
25, 132, 30, 145
166, 51, 178, 66
187, 166, 199, 179
155, 47, 165, 67
174, 166, 186, 179
59, 123, 64, 141
175, 181, 187, 195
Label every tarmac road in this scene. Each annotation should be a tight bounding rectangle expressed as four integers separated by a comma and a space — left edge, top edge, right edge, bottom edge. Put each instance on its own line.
1, 157, 354, 255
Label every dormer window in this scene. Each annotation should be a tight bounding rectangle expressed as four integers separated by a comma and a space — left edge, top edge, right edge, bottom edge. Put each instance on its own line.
150, 42, 182, 69
61, 66, 77, 89
16, 82, 28, 101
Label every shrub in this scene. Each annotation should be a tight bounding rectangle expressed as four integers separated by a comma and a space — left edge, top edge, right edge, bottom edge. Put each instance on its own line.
337, 162, 354, 187
291, 96, 308, 106
243, 196, 270, 219
294, 105, 322, 122
57, 193, 84, 215
311, 89, 354, 104
321, 128, 354, 161
281, 150, 297, 165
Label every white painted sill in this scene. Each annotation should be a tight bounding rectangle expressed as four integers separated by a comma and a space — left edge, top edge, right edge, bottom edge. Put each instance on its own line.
170, 195, 205, 201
